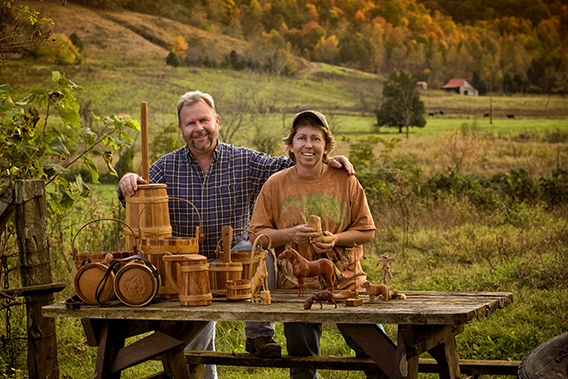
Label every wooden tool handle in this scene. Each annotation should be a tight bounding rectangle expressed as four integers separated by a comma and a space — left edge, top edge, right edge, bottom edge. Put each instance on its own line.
141, 101, 149, 181
221, 225, 233, 263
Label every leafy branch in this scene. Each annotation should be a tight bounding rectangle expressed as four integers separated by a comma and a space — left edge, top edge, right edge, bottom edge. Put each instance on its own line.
0, 71, 140, 216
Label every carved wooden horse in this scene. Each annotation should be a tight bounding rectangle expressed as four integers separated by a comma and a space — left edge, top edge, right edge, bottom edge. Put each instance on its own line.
278, 248, 335, 297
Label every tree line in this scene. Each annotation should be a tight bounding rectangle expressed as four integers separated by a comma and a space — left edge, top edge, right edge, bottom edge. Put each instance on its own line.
64, 0, 568, 95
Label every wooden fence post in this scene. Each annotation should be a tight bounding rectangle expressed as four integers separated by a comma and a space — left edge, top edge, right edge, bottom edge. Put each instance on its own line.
15, 179, 59, 379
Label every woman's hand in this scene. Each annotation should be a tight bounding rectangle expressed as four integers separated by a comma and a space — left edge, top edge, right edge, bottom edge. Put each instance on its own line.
288, 224, 321, 245
311, 231, 337, 255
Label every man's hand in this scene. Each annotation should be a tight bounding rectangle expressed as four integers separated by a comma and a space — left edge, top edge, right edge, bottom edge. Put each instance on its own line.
119, 173, 147, 197
328, 155, 355, 175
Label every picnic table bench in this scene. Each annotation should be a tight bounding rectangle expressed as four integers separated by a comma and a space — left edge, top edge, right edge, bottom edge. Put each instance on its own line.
42, 290, 514, 379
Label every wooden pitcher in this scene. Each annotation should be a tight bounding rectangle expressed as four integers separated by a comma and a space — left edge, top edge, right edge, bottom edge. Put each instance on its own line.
163, 254, 211, 306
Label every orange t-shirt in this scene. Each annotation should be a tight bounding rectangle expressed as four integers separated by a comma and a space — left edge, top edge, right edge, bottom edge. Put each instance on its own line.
249, 165, 375, 290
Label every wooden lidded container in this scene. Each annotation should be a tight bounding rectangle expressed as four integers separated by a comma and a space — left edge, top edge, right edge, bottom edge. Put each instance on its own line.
113, 255, 160, 307
209, 226, 243, 297
124, 187, 172, 251
226, 279, 251, 300
164, 254, 212, 306
74, 254, 115, 305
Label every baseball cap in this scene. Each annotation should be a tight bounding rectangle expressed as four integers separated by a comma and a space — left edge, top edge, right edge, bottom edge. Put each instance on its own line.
291, 110, 329, 130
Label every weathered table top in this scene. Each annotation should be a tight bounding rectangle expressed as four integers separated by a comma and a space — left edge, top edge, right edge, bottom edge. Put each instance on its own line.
43, 290, 513, 326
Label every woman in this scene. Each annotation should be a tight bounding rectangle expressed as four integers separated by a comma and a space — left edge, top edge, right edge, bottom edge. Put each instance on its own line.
249, 110, 387, 379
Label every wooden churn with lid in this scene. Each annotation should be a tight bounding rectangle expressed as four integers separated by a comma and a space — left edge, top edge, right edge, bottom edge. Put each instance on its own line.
124, 102, 172, 251
209, 226, 243, 297
140, 197, 202, 299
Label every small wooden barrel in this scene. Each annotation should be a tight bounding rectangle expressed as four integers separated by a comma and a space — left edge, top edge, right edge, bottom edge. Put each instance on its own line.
163, 254, 211, 307
74, 261, 115, 305
114, 258, 160, 307
226, 279, 251, 301
124, 184, 172, 250
208, 262, 243, 297
142, 237, 200, 299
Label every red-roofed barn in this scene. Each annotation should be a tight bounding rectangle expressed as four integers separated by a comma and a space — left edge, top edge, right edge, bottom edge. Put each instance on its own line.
441, 79, 478, 96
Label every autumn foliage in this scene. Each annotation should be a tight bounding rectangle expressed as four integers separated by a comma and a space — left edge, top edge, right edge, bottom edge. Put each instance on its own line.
67, 0, 567, 94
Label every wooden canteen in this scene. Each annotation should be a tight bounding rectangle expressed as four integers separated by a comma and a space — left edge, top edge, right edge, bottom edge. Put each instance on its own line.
163, 254, 211, 306
74, 253, 115, 306
113, 255, 160, 307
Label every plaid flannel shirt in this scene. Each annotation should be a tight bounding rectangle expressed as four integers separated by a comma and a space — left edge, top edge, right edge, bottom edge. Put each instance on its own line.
118, 142, 292, 259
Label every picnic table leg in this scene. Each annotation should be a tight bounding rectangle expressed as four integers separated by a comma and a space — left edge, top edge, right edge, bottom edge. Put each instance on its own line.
428, 336, 460, 379
95, 319, 126, 379
338, 324, 402, 379
155, 321, 209, 379
398, 324, 463, 379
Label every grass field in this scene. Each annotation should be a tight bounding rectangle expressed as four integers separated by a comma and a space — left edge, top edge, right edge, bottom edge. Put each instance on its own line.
1, 18, 568, 377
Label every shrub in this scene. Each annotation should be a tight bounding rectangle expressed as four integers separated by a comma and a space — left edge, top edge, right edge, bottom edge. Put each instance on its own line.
166, 51, 180, 67
540, 169, 568, 207
38, 33, 81, 64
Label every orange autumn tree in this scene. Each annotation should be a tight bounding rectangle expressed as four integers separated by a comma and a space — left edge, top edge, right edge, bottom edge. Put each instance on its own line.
173, 35, 188, 59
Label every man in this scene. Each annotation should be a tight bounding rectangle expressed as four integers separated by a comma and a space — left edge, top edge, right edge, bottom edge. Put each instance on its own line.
117, 91, 354, 379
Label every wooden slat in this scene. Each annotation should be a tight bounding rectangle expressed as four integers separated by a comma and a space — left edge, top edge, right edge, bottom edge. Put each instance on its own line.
111, 331, 185, 373
183, 351, 520, 376
2, 282, 66, 297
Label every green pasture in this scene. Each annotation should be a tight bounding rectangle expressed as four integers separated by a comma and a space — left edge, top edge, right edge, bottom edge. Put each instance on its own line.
1, 58, 568, 378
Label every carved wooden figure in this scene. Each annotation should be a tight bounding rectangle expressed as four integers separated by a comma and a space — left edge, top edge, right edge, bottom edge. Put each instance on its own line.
361, 280, 390, 301
304, 290, 337, 309
376, 253, 396, 284
307, 215, 337, 244
278, 247, 334, 297
250, 250, 269, 304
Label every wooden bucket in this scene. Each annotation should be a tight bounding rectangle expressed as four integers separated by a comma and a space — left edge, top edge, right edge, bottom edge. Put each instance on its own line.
140, 198, 202, 299
164, 254, 211, 306
124, 184, 172, 250
226, 279, 251, 301
113, 255, 160, 307
73, 254, 115, 305
72, 218, 138, 270
209, 226, 243, 297
215, 228, 265, 280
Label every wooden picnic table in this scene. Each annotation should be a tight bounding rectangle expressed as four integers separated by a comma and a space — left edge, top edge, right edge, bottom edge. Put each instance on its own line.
42, 290, 513, 379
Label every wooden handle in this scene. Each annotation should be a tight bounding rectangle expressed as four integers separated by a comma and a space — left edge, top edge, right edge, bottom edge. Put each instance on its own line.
221, 225, 233, 263
141, 101, 149, 181
164, 257, 181, 294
